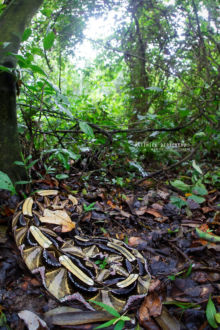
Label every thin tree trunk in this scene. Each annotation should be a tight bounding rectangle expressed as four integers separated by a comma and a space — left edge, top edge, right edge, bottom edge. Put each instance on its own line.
0, 0, 44, 183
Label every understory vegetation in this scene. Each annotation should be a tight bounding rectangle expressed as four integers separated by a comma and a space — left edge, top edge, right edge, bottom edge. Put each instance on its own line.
0, 0, 219, 187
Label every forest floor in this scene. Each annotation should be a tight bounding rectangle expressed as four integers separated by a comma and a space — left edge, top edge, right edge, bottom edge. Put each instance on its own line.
0, 166, 219, 330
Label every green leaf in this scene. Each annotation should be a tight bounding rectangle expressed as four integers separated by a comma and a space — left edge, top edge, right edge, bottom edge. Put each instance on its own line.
195, 228, 220, 243
43, 31, 55, 50
170, 196, 187, 208
114, 320, 125, 330
89, 300, 120, 317
188, 194, 205, 204
215, 313, 220, 323
206, 296, 218, 328
120, 316, 131, 321
171, 180, 191, 192
192, 160, 203, 174
15, 180, 31, 185
163, 301, 200, 309
192, 184, 208, 196
79, 121, 95, 138
94, 318, 116, 329
29, 64, 47, 76
0, 171, 16, 195
185, 264, 193, 277
168, 275, 176, 281
14, 161, 24, 166
56, 174, 69, 180
0, 65, 12, 73
22, 28, 32, 42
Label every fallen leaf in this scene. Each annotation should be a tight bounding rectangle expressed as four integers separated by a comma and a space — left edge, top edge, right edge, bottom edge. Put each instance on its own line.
151, 203, 163, 211
202, 207, 213, 214
146, 208, 162, 218
18, 310, 48, 330
40, 209, 75, 232
128, 236, 147, 247
157, 190, 169, 200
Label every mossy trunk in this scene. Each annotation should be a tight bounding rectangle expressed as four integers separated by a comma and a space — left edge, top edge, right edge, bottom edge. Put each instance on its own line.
0, 0, 44, 183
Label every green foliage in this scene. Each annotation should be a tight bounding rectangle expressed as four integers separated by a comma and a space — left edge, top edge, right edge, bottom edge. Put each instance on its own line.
95, 258, 108, 269
43, 31, 55, 50
14, 154, 38, 184
206, 296, 219, 328
0, 310, 10, 330
163, 301, 201, 310
83, 202, 96, 212
89, 300, 131, 330
0, 171, 16, 195
1, 0, 218, 186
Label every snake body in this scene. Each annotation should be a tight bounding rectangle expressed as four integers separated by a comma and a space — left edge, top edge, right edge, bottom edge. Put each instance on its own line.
12, 190, 151, 312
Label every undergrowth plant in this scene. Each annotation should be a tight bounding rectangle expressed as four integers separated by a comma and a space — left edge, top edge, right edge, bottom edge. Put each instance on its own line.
89, 300, 131, 330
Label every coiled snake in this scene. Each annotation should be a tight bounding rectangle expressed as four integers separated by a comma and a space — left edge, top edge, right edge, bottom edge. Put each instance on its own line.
12, 190, 151, 312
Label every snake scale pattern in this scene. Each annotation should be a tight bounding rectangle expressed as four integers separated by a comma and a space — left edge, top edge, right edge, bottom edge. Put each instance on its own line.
12, 190, 151, 312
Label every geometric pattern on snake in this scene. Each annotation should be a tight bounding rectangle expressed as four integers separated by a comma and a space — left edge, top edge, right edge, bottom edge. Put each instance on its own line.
12, 190, 151, 312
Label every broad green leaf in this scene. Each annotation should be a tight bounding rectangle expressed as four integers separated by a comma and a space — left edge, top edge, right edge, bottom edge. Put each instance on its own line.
206, 296, 218, 328
22, 28, 32, 42
188, 195, 205, 204
114, 320, 125, 330
0, 171, 16, 195
170, 196, 187, 208
41, 8, 53, 17
89, 300, 120, 317
192, 160, 203, 174
215, 313, 220, 323
94, 318, 116, 329
29, 64, 47, 76
171, 180, 191, 192
43, 31, 55, 50
79, 121, 95, 138
192, 184, 208, 196
31, 47, 44, 56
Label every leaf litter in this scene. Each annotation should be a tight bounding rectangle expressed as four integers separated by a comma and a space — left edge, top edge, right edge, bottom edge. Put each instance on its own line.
0, 173, 219, 329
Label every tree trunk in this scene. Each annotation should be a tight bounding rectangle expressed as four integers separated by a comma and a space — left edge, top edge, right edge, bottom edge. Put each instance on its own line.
0, 0, 44, 183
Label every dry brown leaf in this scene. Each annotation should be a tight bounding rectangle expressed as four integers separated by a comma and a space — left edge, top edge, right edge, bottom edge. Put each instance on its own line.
129, 236, 146, 247
146, 208, 162, 218
40, 209, 75, 232
135, 206, 147, 215
202, 206, 213, 214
